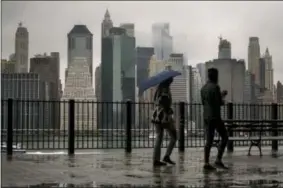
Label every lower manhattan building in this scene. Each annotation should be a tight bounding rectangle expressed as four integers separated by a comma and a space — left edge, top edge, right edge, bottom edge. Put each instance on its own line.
206, 58, 245, 119
1, 73, 50, 129
61, 57, 96, 131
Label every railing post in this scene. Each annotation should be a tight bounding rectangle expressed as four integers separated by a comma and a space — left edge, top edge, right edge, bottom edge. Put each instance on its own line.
227, 102, 234, 152
179, 102, 185, 152
271, 103, 278, 152
125, 100, 132, 153
68, 99, 75, 155
7, 98, 13, 156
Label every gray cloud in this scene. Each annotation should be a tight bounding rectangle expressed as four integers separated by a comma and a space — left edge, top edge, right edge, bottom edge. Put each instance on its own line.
2, 1, 283, 84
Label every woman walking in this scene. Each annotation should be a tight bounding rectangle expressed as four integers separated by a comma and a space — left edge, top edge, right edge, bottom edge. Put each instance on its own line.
151, 77, 177, 166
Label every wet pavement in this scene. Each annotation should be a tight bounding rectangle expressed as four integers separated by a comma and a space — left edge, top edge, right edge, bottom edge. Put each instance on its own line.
2, 147, 283, 187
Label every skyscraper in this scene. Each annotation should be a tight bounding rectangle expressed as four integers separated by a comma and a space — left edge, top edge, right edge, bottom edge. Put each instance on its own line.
218, 36, 231, 59
15, 22, 29, 73
67, 25, 93, 84
259, 57, 266, 90
276, 81, 283, 103
263, 48, 274, 92
196, 63, 206, 85
1, 73, 49, 129
30, 53, 61, 129
248, 37, 261, 85
101, 9, 113, 38
61, 57, 96, 130
136, 47, 154, 87
101, 27, 136, 128
95, 65, 101, 100
152, 23, 173, 60
30, 53, 60, 100
120, 23, 135, 37
206, 59, 246, 103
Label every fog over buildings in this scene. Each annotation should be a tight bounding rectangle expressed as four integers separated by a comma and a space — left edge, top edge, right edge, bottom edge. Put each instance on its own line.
2, 1, 283, 88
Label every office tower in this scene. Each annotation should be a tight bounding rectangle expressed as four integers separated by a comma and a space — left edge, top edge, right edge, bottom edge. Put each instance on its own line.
15, 22, 29, 73
185, 65, 203, 128
101, 27, 136, 128
152, 23, 173, 60
248, 37, 261, 85
30, 53, 61, 129
196, 63, 206, 85
259, 57, 266, 90
120, 23, 135, 37
61, 57, 96, 130
67, 25, 93, 84
30, 53, 60, 100
1, 73, 49, 129
206, 59, 245, 119
1, 59, 16, 73
167, 54, 186, 102
244, 71, 256, 103
263, 48, 274, 92
101, 9, 113, 38
95, 65, 101, 100
206, 59, 245, 103
174, 33, 188, 64
276, 81, 283, 103
218, 36, 231, 59
148, 54, 186, 102
136, 47, 154, 87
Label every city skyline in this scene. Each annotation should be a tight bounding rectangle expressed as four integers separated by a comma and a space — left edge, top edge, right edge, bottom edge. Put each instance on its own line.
2, 1, 283, 86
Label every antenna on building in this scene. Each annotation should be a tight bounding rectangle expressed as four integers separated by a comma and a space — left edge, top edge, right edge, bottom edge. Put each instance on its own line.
218, 34, 223, 41
19, 22, 23, 27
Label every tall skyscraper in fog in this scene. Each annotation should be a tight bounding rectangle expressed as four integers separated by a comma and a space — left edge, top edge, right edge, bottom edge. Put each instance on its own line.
218, 36, 231, 59
101, 9, 113, 38
15, 22, 29, 73
101, 26, 136, 128
263, 48, 273, 92
67, 25, 93, 84
120, 23, 135, 37
206, 59, 245, 103
196, 63, 206, 85
248, 37, 261, 85
136, 47, 154, 87
152, 23, 173, 60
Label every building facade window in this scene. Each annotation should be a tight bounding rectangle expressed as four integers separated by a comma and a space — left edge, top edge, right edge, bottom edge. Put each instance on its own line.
71, 38, 76, 49
86, 37, 92, 50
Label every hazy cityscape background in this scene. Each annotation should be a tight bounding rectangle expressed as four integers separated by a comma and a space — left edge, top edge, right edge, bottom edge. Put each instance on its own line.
1, 1, 283, 131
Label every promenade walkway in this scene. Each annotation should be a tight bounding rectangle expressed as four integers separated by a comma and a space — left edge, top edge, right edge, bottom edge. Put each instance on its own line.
2, 147, 283, 187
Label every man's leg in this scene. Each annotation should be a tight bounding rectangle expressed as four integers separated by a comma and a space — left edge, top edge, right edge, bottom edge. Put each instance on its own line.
215, 119, 228, 168
163, 122, 177, 165
204, 119, 216, 170
153, 124, 166, 166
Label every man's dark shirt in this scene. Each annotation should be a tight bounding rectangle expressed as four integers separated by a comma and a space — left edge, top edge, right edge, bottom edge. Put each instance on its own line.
200, 81, 224, 120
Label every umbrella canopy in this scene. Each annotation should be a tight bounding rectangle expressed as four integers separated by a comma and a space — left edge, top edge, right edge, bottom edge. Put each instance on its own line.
138, 69, 181, 96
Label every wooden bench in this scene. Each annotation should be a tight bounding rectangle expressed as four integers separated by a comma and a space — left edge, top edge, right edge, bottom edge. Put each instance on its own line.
213, 120, 283, 156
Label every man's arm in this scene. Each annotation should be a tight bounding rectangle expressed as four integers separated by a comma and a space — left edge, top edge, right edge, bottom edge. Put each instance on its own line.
215, 85, 224, 106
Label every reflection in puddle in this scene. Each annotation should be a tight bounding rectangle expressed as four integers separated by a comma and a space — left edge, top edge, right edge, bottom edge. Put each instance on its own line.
3, 179, 282, 188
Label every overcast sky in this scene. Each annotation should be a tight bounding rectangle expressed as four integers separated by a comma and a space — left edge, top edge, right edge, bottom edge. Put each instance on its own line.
1, 1, 283, 85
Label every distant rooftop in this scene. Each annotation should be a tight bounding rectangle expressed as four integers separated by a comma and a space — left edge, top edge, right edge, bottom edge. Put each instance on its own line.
68, 25, 92, 36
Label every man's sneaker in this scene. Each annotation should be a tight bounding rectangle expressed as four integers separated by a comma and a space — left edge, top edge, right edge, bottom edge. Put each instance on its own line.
153, 160, 167, 167
214, 161, 229, 170
163, 156, 176, 165
203, 163, 216, 171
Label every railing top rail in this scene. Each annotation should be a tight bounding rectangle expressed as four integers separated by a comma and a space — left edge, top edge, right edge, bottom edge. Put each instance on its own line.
223, 119, 283, 123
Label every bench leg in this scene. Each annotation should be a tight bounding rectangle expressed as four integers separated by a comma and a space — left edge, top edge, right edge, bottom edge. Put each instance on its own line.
257, 143, 262, 157
248, 144, 252, 156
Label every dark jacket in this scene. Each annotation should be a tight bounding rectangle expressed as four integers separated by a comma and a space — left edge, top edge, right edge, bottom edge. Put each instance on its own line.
200, 81, 224, 120
151, 86, 173, 124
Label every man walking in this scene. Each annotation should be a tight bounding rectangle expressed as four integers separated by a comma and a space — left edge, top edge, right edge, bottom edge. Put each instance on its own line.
151, 77, 177, 166
200, 68, 229, 170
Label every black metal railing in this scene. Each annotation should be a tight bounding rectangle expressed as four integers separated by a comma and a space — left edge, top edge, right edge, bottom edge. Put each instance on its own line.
1, 99, 283, 155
